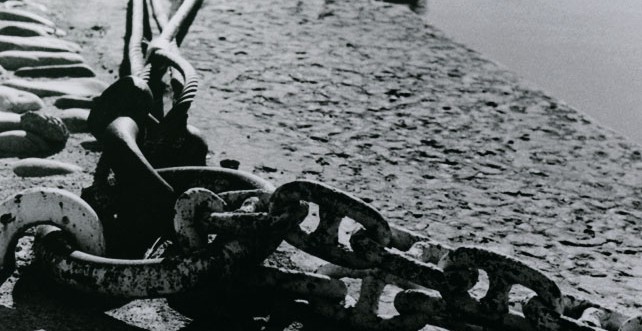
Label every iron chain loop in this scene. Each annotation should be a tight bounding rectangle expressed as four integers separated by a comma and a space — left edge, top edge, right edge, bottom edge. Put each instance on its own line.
271, 180, 392, 268
439, 247, 563, 321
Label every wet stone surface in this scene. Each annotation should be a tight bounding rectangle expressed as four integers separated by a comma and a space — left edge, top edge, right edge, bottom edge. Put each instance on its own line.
0, 0, 641, 330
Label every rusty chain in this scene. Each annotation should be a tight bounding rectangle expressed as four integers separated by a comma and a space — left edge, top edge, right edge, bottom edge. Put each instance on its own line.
171, 180, 642, 331
187, 180, 642, 331
0, 1, 639, 330
32, 166, 307, 297
4, 173, 639, 329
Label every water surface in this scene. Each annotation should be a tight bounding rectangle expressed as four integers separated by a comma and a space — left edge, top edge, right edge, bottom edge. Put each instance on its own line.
426, 0, 642, 144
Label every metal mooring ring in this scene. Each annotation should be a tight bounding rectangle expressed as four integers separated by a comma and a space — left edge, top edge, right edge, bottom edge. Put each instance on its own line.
34, 166, 276, 298
0, 188, 106, 279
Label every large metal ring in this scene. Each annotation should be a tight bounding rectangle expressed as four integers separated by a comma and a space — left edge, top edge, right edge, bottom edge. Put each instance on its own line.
0, 188, 106, 279
34, 166, 277, 298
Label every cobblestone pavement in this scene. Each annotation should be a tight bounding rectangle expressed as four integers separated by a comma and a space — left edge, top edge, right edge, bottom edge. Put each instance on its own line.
0, 0, 641, 329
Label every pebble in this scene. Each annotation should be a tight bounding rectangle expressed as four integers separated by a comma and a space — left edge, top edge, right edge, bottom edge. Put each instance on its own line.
20, 111, 69, 143
0, 111, 20, 131
0, 50, 83, 70
220, 159, 240, 169
12, 158, 82, 177
15, 63, 95, 78
257, 165, 277, 173
3, 1, 49, 13
0, 8, 55, 27
0, 129, 50, 156
54, 95, 93, 109
0, 85, 43, 113
3, 78, 107, 97
0, 35, 81, 53
0, 20, 54, 37
59, 108, 89, 133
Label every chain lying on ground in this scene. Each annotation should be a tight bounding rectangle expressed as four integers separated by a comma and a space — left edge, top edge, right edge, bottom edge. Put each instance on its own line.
10, 175, 639, 331
0, 0, 639, 330
176, 180, 642, 331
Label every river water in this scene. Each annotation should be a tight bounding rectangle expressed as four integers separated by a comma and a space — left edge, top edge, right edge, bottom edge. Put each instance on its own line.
425, 0, 642, 145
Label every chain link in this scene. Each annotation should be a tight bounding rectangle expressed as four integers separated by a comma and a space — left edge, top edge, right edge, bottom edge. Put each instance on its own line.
273, 180, 392, 268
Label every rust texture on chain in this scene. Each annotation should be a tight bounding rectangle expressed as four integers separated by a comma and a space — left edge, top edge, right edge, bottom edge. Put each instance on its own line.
0, 0, 638, 330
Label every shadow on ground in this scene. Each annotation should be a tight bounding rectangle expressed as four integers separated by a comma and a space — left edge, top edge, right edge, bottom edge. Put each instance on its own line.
2, 264, 344, 331
0, 265, 142, 331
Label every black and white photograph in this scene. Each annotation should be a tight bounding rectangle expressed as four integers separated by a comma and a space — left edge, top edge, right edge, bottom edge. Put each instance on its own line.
0, 0, 640, 330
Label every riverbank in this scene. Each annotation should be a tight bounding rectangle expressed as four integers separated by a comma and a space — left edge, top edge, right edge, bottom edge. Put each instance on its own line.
0, 0, 641, 329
